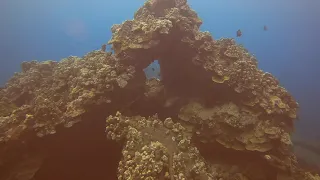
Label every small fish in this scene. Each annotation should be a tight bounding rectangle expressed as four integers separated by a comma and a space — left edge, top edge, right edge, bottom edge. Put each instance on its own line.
101, 44, 107, 52
263, 25, 268, 31
236, 29, 242, 37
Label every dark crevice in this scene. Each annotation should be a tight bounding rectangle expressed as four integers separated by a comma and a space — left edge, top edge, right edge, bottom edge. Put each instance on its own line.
13, 92, 33, 107
2, 69, 146, 180
194, 139, 278, 179
34, 108, 122, 180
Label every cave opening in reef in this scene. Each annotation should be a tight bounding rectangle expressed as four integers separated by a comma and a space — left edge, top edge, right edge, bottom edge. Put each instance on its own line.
143, 59, 161, 80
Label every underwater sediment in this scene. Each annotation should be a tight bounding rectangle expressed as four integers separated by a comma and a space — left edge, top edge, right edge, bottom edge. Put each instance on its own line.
0, 0, 319, 179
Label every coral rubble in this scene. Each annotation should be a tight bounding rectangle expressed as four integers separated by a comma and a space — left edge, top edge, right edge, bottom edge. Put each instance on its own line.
0, 0, 318, 179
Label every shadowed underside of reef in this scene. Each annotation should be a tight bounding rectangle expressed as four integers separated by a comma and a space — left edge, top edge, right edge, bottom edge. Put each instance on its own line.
0, 0, 319, 179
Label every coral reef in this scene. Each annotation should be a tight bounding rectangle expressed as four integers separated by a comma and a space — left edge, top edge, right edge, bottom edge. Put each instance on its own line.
0, 52, 143, 141
0, 0, 318, 179
106, 112, 209, 180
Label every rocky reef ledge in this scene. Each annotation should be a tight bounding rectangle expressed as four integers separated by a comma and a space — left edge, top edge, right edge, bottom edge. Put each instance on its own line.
0, 0, 318, 179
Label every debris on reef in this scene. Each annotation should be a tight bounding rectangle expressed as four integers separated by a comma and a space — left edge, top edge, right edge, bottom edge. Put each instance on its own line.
0, 0, 318, 179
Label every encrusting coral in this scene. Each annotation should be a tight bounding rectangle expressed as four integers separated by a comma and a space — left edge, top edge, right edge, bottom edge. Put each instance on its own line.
0, 0, 318, 179
0, 51, 145, 141
106, 112, 212, 180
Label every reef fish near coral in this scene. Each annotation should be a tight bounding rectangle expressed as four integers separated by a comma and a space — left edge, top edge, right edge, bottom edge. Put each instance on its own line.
101, 44, 107, 52
237, 29, 242, 37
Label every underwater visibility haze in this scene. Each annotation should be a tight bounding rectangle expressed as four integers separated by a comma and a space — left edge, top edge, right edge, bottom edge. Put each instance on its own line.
0, 0, 320, 179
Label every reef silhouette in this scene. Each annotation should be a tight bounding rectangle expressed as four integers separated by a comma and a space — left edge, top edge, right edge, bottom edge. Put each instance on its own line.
0, 0, 319, 179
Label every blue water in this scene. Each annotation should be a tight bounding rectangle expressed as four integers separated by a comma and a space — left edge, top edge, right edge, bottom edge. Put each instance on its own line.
1, 0, 320, 141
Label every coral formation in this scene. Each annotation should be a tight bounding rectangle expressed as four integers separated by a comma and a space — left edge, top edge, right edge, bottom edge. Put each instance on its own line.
178, 101, 293, 153
0, 0, 318, 179
0, 51, 143, 141
106, 112, 211, 180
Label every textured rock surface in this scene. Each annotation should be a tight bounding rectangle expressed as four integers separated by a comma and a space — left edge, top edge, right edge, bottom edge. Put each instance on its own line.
0, 51, 144, 142
106, 112, 211, 180
0, 0, 318, 179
